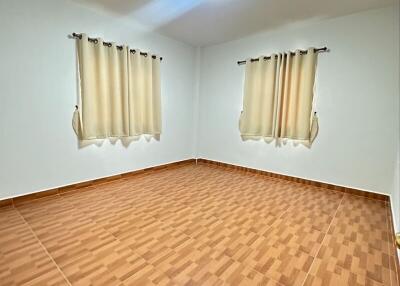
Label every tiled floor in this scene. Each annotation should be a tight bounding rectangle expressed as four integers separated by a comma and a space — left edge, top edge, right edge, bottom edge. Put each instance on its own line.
0, 163, 398, 285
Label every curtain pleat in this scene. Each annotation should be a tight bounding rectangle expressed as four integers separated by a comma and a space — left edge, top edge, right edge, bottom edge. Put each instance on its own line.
108, 43, 129, 137
127, 51, 161, 136
279, 48, 317, 140
239, 55, 279, 140
73, 35, 161, 140
239, 48, 319, 144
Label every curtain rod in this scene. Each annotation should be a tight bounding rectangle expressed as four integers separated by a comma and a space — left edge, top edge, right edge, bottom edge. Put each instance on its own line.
237, 47, 328, 65
70, 33, 163, 61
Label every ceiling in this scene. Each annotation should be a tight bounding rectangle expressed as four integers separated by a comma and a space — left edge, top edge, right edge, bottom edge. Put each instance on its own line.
71, 0, 393, 46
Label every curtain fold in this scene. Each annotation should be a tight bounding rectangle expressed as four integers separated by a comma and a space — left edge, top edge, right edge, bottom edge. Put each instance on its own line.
73, 34, 161, 140
277, 48, 318, 140
239, 55, 279, 140
239, 48, 319, 144
128, 51, 161, 136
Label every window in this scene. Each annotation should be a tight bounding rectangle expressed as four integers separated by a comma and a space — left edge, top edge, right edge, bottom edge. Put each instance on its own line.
72, 34, 161, 140
239, 48, 319, 145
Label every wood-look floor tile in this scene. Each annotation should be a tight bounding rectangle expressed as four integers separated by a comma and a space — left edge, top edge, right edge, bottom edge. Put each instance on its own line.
17, 198, 173, 285
305, 194, 395, 286
304, 257, 385, 286
1, 164, 397, 285
0, 208, 68, 286
385, 206, 400, 286
315, 234, 392, 285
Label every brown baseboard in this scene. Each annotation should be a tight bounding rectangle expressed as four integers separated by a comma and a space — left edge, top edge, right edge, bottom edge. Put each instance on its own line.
0, 199, 13, 209
0, 157, 390, 208
196, 158, 389, 202
1, 159, 195, 207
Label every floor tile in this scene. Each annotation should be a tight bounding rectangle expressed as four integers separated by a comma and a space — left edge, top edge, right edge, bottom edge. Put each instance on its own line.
0, 164, 396, 285
0, 208, 68, 286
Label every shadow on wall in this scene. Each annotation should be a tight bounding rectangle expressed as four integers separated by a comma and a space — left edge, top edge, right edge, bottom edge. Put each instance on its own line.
69, 0, 151, 16
240, 136, 315, 149
77, 134, 160, 149
69, 0, 203, 32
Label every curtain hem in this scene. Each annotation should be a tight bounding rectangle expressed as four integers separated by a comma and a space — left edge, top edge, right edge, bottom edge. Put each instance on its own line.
240, 134, 314, 147
78, 133, 161, 141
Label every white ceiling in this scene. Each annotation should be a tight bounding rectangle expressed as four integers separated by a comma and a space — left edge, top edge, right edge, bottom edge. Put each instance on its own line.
71, 0, 393, 46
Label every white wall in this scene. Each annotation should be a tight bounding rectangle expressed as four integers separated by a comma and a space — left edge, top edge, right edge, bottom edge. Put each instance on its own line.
0, 0, 197, 199
393, 0, 400, 230
197, 7, 399, 198
0, 1, 398, 210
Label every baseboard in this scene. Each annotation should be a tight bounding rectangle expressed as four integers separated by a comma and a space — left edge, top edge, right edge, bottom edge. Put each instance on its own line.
0, 159, 195, 207
1, 157, 391, 207
0, 157, 391, 204
0, 198, 13, 208
196, 158, 390, 202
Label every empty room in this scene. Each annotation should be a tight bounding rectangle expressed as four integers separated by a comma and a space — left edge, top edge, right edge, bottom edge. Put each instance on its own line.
0, 0, 399, 285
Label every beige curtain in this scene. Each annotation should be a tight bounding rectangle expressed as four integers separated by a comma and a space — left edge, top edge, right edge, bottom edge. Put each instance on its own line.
239, 48, 319, 144
73, 34, 161, 140
239, 55, 280, 140
128, 51, 161, 136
